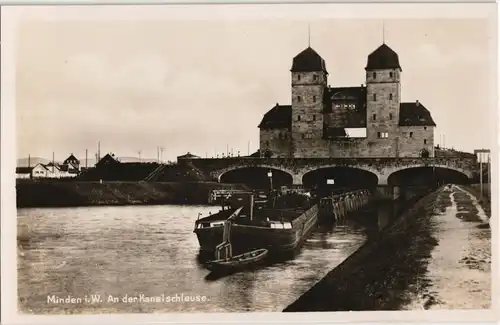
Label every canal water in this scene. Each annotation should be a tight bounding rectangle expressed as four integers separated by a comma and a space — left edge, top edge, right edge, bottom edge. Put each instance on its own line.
17, 202, 397, 314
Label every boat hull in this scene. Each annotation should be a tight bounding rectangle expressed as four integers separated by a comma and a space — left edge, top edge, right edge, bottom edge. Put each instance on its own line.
195, 205, 318, 257
206, 249, 268, 273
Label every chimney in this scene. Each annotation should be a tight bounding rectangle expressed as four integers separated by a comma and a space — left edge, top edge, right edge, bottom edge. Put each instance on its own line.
361, 84, 364, 88
416, 100, 420, 106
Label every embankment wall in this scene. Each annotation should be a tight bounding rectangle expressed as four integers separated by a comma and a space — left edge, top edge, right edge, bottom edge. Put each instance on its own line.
284, 186, 449, 311
16, 181, 248, 208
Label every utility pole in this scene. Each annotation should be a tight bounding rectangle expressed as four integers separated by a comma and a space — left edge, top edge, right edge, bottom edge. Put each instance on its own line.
479, 153, 483, 199
488, 153, 491, 189
226, 144, 229, 157
52, 152, 55, 173
138, 150, 142, 162
85, 149, 88, 169
248, 141, 250, 156
28, 154, 31, 168
98, 141, 101, 161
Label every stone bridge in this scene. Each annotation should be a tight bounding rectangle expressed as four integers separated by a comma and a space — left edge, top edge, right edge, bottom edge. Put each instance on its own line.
186, 157, 477, 186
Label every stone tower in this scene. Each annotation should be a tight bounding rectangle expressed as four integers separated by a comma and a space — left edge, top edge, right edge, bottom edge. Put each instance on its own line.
290, 47, 328, 157
365, 43, 402, 157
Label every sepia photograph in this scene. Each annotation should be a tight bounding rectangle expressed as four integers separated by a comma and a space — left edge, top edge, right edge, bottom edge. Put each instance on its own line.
1, 2, 498, 324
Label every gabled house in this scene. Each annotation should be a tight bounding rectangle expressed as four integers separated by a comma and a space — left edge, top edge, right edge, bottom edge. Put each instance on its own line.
32, 163, 51, 178
63, 154, 80, 174
96, 153, 120, 168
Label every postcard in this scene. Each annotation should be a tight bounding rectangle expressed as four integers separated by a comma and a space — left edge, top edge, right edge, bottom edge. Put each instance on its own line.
1, 2, 498, 324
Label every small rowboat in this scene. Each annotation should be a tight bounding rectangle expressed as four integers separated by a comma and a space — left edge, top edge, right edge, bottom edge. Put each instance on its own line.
206, 248, 268, 273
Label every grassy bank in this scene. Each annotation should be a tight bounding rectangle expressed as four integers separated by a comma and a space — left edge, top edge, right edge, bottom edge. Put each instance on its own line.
16, 180, 249, 208
467, 184, 491, 218
284, 186, 452, 311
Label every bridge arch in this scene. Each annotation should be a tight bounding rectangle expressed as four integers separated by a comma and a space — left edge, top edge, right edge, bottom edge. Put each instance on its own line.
387, 164, 473, 181
301, 166, 380, 192
387, 165, 471, 187
215, 165, 295, 189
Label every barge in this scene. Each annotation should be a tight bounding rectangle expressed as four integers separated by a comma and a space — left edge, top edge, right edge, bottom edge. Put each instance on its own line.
194, 191, 319, 257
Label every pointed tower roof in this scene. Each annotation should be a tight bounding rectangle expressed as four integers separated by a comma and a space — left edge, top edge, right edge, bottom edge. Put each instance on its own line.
365, 43, 402, 71
291, 47, 328, 74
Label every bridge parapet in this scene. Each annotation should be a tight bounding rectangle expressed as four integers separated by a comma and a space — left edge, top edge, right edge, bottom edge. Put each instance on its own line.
187, 156, 477, 185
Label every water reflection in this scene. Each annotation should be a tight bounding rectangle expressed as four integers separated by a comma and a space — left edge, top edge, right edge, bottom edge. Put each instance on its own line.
18, 200, 403, 314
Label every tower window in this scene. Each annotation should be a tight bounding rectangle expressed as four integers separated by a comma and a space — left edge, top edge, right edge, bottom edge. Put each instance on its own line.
389, 72, 393, 78
389, 113, 393, 120
297, 96, 302, 102
373, 72, 377, 79
266, 140, 270, 146
302, 134, 305, 139
424, 126, 427, 130
378, 132, 389, 139
313, 75, 318, 81
298, 115, 301, 121
313, 114, 316, 121
373, 113, 377, 120
298, 74, 301, 81
424, 139, 427, 144
313, 95, 316, 102
373, 94, 377, 101
389, 93, 393, 100
410, 132, 413, 138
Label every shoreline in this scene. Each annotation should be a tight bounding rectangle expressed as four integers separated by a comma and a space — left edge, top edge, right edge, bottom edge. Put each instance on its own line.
284, 184, 491, 311
16, 180, 248, 208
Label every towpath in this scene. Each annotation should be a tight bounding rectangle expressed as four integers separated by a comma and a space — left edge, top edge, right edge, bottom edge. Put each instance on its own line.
401, 185, 491, 310
284, 185, 491, 312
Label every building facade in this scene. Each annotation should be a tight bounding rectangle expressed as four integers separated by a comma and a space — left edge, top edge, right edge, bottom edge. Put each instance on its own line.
258, 43, 436, 158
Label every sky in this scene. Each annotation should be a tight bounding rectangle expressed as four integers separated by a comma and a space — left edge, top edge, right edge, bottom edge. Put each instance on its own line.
12, 7, 495, 162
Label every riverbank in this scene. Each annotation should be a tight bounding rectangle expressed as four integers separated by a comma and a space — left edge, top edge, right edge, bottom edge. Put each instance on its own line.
284, 184, 491, 311
16, 181, 248, 208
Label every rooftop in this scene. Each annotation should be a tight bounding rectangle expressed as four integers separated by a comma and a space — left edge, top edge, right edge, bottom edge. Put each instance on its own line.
291, 47, 328, 74
258, 104, 292, 130
365, 43, 402, 71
